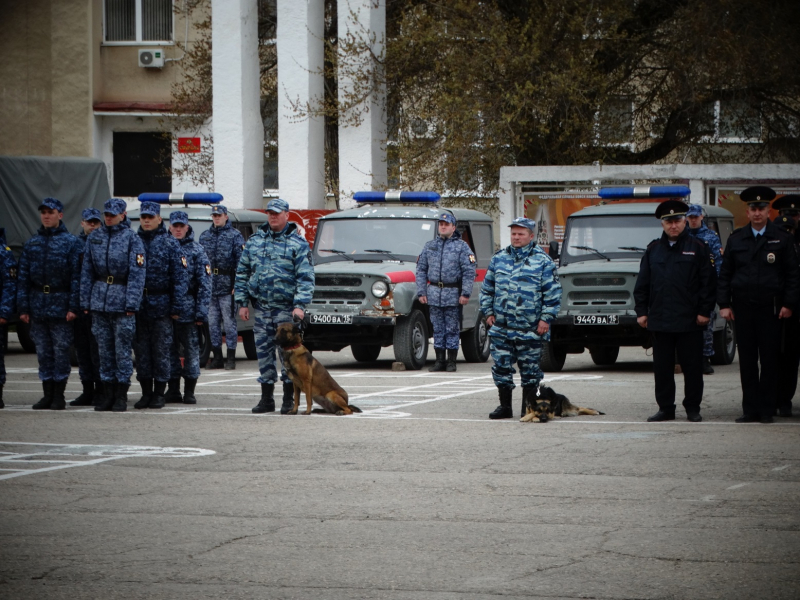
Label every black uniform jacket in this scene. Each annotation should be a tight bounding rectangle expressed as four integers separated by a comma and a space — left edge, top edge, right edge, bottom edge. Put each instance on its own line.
634, 229, 717, 333
717, 222, 800, 311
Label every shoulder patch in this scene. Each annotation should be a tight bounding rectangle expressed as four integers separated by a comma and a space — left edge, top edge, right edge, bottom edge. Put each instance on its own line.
181, 256, 188, 268
468, 254, 476, 263
136, 253, 145, 267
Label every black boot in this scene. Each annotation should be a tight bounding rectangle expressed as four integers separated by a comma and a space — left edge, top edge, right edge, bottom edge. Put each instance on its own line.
164, 378, 183, 403
112, 383, 129, 412
32, 381, 54, 410
252, 383, 275, 413
647, 409, 675, 422
702, 357, 714, 375
50, 380, 67, 410
225, 348, 236, 370
92, 381, 105, 407
149, 381, 166, 409
208, 346, 224, 369
280, 381, 295, 414
69, 380, 95, 406
134, 378, 154, 409
489, 387, 513, 419
95, 382, 116, 411
428, 348, 446, 372
0, 384, 4, 409
446, 349, 458, 372
182, 378, 198, 404
521, 385, 537, 419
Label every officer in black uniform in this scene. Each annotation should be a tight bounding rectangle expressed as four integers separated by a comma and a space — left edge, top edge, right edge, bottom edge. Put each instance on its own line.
773, 193, 800, 248
634, 200, 717, 422
717, 186, 800, 423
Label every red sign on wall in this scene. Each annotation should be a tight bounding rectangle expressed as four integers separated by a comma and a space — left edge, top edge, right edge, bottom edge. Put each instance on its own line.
178, 137, 201, 153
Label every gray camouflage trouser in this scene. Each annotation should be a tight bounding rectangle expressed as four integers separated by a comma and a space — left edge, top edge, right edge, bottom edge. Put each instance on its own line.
209, 295, 238, 349
30, 319, 74, 382
92, 313, 136, 384
253, 306, 292, 385
170, 322, 201, 380
430, 305, 461, 350
489, 334, 543, 389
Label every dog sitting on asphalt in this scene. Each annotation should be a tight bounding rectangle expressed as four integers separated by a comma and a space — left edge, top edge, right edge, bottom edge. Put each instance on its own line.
520, 384, 605, 423
275, 322, 362, 416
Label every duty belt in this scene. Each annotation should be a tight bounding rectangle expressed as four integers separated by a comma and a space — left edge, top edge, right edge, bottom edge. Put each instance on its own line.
428, 281, 461, 288
96, 276, 128, 285
36, 285, 70, 294
211, 267, 233, 276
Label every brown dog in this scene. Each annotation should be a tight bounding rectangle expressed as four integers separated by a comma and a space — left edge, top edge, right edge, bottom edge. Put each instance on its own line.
275, 322, 362, 415
520, 384, 604, 423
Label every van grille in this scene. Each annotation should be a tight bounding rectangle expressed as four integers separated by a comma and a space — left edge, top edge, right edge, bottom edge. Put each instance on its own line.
316, 275, 362, 287
569, 291, 630, 306
572, 277, 626, 287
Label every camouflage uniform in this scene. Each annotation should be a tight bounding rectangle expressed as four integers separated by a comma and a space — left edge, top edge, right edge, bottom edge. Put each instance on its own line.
72, 209, 102, 405
199, 211, 244, 364
234, 220, 314, 386
688, 219, 723, 358
0, 228, 17, 408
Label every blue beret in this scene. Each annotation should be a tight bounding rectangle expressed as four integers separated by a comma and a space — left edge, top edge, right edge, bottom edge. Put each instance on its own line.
82, 208, 102, 221
266, 198, 290, 213
169, 211, 189, 225
438, 212, 457, 225
685, 204, 705, 217
103, 198, 127, 215
508, 217, 536, 232
210, 204, 228, 215
139, 201, 161, 216
38, 197, 64, 212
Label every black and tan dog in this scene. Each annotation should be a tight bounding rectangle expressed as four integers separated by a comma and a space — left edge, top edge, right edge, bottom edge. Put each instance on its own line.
275, 322, 362, 416
520, 384, 604, 423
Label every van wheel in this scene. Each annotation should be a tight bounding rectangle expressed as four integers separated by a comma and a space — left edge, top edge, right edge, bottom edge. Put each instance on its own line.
461, 312, 491, 363
16, 320, 36, 353
589, 345, 619, 366
711, 320, 736, 365
241, 330, 258, 360
198, 324, 211, 365
541, 342, 566, 372
393, 309, 429, 370
351, 344, 381, 362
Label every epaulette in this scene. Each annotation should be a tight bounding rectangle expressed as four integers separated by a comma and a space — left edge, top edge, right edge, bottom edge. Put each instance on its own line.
646, 238, 659, 249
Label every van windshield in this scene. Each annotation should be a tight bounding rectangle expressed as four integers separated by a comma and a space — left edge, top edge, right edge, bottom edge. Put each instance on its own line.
561, 215, 663, 265
313, 218, 436, 263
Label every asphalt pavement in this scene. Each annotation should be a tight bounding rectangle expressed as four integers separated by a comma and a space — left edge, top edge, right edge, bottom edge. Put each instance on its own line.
1, 333, 799, 600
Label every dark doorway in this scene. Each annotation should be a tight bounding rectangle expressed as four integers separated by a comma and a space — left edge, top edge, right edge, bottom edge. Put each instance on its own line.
113, 132, 171, 196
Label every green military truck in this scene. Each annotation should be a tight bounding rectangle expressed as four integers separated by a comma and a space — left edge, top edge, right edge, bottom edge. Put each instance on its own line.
542, 197, 736, 371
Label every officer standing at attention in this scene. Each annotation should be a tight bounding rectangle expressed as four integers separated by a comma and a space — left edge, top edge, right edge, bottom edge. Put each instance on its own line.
634, 200, 717, 422
0, 228, 18, 409
717, 186, 800, 423
479, 217, 562, 419
772, 193, 800, 247
199, 204, 244, 370
132, 202, 189, 410
235, 198, 314, 414
17, 198, 82, 410
69, 208, 104, 407
416, 212, 476, 372
685, 204, 723, 375
80, 198, 146, 412
165, 211, 212, 405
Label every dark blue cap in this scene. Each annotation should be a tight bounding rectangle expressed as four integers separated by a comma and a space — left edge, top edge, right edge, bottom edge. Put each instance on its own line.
266, 198, 290, 213
139, 201, 161, 216
438, 212, 457, 225
82, 208, 102, 221
103, 198, 127, 215
169, 211, 189, 225
38, 197, 64, 212
211, 204, 228, 215
508, 217, 536, 231
685, 204, 705, 217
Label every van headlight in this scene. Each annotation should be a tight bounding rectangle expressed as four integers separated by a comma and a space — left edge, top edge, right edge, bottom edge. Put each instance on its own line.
371, 280, 389, 298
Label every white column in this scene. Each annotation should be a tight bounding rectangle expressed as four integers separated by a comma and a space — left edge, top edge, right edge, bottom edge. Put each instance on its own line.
277, 0, 325, 210
688, 179, 705, 205
337, 0, 387, 210
212, 0, 263, 209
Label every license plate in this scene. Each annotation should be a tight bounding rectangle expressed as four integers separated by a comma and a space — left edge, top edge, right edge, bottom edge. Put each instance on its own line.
573, 315, 619, 325
310, 313, 353, 325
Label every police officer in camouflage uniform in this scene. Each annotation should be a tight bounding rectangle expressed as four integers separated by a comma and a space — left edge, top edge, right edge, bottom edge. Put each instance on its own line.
235, 198, 314, 414
686, 204, 723, 375
69, 208, 104, 407
416, 212, 476, 372
480, 217, 562, 419
80, 198, 146, 412
17, 198, 82, 410
165, 211, 212, 405
199, 204, 244, 370
0, 228, 18, 409
132, 202, 189, 410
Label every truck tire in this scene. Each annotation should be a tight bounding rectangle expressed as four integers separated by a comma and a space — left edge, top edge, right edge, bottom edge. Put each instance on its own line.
393, 309, 429, 370
589, 345, 619, 366
15, 320, 36, 353
461, 312, 491, 363
351, 344, 381, 362
710, 320, 736, 365
541, 342, 566, 372
241, 329, 258, 360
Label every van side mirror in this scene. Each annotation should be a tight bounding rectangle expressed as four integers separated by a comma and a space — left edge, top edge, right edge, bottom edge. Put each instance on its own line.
548, 240, 560, 261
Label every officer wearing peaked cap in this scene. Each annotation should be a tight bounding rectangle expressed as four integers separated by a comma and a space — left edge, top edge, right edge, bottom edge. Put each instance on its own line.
416, 211, 476, 372
718, 186, 800, 423
773, 194, 800, 248
0, 228, 17, 409
635, 200, 716, 423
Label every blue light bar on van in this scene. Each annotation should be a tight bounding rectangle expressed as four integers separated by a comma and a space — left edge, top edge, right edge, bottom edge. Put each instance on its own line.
353, 191, 441, 203
598, 185, 691, 199
138, 193, 224, 204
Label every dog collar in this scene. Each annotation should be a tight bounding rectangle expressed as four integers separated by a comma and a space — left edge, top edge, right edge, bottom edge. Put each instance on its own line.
282, 343, 303, 351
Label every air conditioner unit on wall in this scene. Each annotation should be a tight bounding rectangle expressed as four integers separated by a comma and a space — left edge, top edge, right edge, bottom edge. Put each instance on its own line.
138, 49, 164, 68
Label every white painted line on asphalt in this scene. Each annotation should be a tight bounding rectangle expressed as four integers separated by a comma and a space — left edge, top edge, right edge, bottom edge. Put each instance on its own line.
772, 465, 791, 471
726, 483, 751, 490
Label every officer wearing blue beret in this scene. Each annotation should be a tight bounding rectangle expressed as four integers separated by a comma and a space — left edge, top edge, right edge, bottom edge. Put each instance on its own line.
80, 198, 147, 411
0, 227, 17, 409
718, 187, 800, 422
199, 203, 245, 370
416, 211, 476, 371
165, 211, 212, 405
18, 197, 82, 410
480, 217, 562, 419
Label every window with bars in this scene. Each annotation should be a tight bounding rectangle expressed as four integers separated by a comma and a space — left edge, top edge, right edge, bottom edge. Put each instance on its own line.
105, 0, 173, 43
